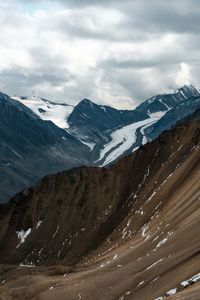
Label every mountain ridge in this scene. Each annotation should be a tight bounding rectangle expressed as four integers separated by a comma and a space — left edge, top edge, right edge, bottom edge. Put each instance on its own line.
0, 84, 199, 203
13, 84, 200, 165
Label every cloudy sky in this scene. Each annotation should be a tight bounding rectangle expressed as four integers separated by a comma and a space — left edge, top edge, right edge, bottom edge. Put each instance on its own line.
0, 0, 199, 108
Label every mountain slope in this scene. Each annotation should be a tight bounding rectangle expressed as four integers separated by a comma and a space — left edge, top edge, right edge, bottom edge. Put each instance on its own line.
146, 95, 200, 140
0, 109, 199, 300
135, 84, 200, 115
0, 92, 89, 203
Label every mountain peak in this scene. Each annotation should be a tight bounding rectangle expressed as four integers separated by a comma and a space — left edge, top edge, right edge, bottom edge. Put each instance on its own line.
178, 84, 200, 95
81, 98, 92, 102
79, 98, 96, 107
135, 84, 200, 116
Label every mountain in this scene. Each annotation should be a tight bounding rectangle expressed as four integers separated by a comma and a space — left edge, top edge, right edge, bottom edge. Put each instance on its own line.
95, 85, 200, 166
67, 98, 149, 159
0, 92, 89, 203
135, 84, 200, 115
145, 94, 200, 140
0, 109, 199, 299
14, 85, 200, 167
3, 84, 199, 202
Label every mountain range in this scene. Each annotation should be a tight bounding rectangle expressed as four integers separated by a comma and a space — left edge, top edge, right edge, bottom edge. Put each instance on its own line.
0, 84, 199, 203
0, 106, 199, 300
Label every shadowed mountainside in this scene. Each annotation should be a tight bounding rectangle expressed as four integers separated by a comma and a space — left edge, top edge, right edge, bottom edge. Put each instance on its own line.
0, 92, 89, 203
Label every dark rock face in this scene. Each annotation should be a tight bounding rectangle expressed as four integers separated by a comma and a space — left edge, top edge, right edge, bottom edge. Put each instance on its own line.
38, 108, 46, 113
0, 92, 89, 203
68, 99, 148, 134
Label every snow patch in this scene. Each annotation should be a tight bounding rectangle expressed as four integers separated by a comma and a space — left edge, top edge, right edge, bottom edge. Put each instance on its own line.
78, 139, 95, 151
156, 238, 167, 248
180, 272, 200, 287
166, 288, 177, 296
36, 220, 43, 229
12, 96, 74, 129
53, 225, 59, 238
146, 258, 164, 270
19, 263, 35, 267
137, 281, 144, 287
16, 228, 31, 247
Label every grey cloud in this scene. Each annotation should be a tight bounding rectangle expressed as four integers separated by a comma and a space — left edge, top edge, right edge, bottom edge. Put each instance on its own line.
34, 0, 200, 46
116, 0, 200, 35
53, 0, 200, 35
97, 63, 182, 106
53, 17, 151, 43
0, 0, 200, 108
0, 66, 74, 97
99, 53, 200, 71
51, 0, 125, 7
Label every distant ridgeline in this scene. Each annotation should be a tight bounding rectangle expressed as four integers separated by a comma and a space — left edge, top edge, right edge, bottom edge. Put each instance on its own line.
0, 84, 199, 202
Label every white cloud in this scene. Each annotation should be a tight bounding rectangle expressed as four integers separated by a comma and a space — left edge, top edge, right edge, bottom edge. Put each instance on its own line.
175, 63, 191, 87
0, 0, 199, 108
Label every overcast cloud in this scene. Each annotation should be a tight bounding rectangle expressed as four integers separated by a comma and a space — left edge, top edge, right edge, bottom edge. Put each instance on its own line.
0, 0, 199, 108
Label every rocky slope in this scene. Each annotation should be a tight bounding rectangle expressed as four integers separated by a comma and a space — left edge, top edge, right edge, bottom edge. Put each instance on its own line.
0, 109, 199, 300
0, 92, 89, 203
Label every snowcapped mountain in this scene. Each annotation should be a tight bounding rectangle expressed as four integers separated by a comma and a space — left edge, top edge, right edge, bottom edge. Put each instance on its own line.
135, 84, 200, 115
12, 96, 74, 129
0, 92, 89, 203
0, 84, 198, 203
11, 85, 200, 168
94, 85, 200, 165
67, 98, 148, 154
146, 94, 200, 140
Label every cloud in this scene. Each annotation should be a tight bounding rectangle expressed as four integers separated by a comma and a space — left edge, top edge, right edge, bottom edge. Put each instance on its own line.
0, 0, 199, 108
0, 65, 73, 97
